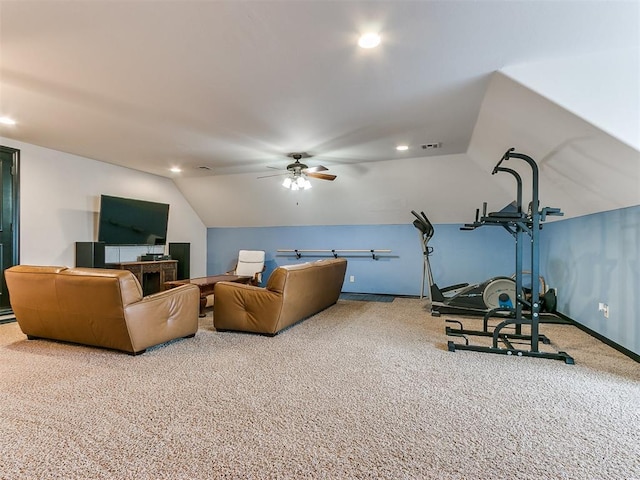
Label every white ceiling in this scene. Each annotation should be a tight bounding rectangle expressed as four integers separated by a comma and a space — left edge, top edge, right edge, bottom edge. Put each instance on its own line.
1, 0, 637, 180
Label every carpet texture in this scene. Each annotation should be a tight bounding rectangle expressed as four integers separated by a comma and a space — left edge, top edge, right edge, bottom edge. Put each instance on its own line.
0, 298, 638, 479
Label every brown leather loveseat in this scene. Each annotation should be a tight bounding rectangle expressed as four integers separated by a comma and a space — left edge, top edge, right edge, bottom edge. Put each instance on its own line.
5, 265, 200, 355
213, 257, 347, 335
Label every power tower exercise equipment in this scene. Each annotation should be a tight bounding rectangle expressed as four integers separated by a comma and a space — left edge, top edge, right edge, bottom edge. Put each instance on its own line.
444, 148, 574, 363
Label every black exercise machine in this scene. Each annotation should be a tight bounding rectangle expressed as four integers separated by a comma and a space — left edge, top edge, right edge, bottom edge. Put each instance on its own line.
442, 148, 574, 363
411, 209, 519, 317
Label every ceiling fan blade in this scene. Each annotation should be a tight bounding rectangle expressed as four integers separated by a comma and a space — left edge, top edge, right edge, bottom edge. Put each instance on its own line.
306, 172, 337, 181
302, 165, 328, 173
257, 173, 289, 179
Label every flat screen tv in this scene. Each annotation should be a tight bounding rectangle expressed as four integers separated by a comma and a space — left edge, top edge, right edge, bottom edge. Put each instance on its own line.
98, 195, 169, 246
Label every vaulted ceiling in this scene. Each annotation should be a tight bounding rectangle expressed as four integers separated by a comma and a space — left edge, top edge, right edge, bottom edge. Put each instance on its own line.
1, 1, 638, 226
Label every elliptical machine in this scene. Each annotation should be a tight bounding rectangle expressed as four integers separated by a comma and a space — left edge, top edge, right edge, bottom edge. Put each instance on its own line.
411, 210, 519, 317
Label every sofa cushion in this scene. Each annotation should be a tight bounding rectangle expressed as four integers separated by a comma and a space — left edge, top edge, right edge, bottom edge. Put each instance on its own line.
59, 267, 143, 306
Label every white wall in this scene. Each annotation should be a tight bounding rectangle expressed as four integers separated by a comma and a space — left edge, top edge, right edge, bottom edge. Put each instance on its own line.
175, 153, 518, 227
0, 137, 207, 276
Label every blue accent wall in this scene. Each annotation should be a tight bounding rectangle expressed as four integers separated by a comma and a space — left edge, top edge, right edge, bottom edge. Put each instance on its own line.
539, 205, 639, 355
208, 206, 639, 356
207, 223, 516, 297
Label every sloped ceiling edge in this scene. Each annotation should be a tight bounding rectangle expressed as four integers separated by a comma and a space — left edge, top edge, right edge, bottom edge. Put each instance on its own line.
174, 153, 516, 228
467, 72, 639, 220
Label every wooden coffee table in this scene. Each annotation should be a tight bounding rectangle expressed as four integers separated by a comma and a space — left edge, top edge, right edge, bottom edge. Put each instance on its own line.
164, 274, 253, 317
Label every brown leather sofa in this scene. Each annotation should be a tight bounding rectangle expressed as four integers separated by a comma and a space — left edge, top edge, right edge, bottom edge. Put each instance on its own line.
213, 257, 347, 335
5, 265, 200, 355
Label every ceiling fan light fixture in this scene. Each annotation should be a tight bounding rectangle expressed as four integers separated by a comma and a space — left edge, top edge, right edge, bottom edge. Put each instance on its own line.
358, 32, 381, 49
282, 174, 313, 191
270, 152, 335, 189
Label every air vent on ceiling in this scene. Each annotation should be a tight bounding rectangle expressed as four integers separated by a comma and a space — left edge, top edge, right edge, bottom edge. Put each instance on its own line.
197, 166, 212, 171
421, 143, 441, 150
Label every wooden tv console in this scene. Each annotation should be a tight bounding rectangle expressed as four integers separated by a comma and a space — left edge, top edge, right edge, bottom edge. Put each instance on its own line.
109, 260, 177, 295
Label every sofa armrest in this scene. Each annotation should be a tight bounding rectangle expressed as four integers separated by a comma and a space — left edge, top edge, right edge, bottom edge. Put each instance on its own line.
124, 284, 200, 352
213, 281, 283, 334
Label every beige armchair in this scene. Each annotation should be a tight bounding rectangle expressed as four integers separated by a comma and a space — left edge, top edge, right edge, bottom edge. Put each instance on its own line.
5, 265, 200, 355
227, 250, 266, 285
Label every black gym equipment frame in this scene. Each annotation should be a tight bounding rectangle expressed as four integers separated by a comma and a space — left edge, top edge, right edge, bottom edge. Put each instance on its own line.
444, 148, 574, 364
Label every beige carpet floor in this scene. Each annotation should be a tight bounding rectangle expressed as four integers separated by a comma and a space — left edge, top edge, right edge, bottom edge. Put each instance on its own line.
0, 298, 638, 479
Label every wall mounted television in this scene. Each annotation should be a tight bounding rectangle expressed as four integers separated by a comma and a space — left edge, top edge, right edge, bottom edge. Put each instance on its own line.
98, 195, 170, 246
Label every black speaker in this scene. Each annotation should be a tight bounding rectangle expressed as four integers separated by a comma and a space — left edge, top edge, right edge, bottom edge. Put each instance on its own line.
169, 243, 190, 280
75, 242, 106, 268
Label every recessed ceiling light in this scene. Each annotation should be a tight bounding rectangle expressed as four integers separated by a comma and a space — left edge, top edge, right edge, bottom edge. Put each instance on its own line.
169, 167, 182, 173
0, 116, 16, 125
396, 145, 409, 151
358, 33, 381, 49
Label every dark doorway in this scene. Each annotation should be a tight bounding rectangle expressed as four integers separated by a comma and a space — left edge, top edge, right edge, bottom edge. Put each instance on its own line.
0, 146, 20, 316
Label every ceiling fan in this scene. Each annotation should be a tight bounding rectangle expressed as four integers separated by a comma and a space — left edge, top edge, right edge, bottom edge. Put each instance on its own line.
258, 152, 337, 190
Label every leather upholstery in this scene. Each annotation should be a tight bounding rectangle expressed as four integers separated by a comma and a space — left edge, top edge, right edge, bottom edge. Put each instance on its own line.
5, 265, 200, 354
213, 258, 347, 335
